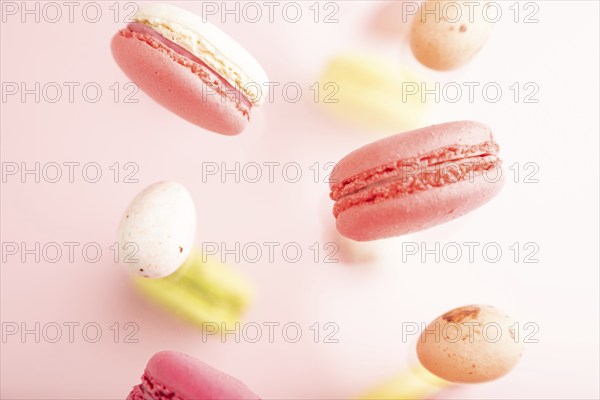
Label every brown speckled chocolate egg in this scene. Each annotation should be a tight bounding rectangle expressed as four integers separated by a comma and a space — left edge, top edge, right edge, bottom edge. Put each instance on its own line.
410, 0, 494, 70
416, 305, 523, 383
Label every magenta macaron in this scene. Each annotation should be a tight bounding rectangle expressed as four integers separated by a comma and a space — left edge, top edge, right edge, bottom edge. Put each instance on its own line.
111, 3, 268, 135
329, 121, 504, 241
127, 350, 260, 400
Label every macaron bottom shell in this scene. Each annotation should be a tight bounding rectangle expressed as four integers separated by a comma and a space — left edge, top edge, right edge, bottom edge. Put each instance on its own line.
111, 26, 249, 135
132, 250, 253, 330
336, 172, 504, 241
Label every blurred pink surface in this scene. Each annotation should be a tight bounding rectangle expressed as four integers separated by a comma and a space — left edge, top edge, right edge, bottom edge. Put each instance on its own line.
1, 1, 598, 399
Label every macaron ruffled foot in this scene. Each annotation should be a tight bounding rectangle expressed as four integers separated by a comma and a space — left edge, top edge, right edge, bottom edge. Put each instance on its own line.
127, 350, 260, 400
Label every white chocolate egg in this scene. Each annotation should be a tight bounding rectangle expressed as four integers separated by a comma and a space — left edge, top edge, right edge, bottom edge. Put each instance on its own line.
117, 181, 196, 278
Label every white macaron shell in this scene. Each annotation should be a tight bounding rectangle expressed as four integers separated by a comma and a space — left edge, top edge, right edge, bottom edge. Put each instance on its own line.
117, 181, 196, 278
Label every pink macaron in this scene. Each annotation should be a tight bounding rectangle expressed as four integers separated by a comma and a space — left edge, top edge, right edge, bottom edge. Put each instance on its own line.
127, 350, 260, 400
111, 3, 268, 135
329, 121, 504, 241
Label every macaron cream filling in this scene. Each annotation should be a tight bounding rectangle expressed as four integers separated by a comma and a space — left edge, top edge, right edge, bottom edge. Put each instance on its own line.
119, 23, 252, 119
331, 141, 501, 217
133, 16, 263, 105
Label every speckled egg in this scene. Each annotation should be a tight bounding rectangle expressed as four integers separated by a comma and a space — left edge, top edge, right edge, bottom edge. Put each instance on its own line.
116, 181, 196, 278
410, 0, 494, 70
416, 305, 523, 383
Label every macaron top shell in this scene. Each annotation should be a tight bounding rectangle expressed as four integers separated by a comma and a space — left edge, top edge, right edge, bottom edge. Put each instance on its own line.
133, 3, 268, 105
130, 350, 260, 400
330, 121, 494, 187
116, 181, 196, 278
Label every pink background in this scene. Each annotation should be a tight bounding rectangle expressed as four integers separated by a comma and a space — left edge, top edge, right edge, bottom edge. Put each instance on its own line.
1, 1, 599, 399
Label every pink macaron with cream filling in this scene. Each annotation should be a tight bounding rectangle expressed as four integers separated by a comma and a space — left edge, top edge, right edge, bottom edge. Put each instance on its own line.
127, 350, 260, 400
329, 121, 504, 241
111, 3, 268, 135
